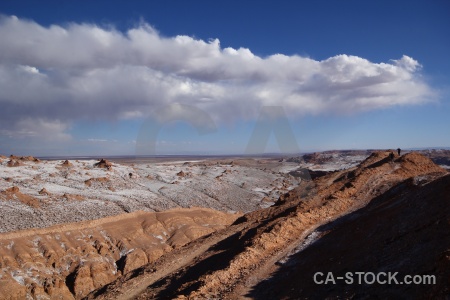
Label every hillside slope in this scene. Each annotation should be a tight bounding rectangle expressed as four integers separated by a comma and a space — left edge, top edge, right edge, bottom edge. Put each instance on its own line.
250, 173, 450, 299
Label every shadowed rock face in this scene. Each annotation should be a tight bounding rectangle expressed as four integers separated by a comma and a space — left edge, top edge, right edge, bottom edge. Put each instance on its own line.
249, 173, 450, 299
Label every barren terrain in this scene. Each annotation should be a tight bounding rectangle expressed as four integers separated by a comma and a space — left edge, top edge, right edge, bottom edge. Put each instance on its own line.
0, 156, 300, 233
0, 150, 449, 299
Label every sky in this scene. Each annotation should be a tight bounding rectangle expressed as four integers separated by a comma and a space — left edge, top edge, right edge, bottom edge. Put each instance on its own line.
0, 0, 449, 156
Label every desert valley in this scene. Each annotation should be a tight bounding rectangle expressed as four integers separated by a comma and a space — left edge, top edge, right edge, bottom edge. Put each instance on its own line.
0, 149, 448, 299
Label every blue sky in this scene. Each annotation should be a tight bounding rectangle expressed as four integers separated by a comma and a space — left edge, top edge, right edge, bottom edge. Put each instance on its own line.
0, 1, 449, 156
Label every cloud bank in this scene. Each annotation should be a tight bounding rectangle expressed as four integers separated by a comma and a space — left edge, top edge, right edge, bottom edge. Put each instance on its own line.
0, 15, 435, 139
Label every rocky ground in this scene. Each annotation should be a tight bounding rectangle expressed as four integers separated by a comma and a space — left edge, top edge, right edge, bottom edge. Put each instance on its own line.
0, 156, 299, 233
0, 150, 449, 299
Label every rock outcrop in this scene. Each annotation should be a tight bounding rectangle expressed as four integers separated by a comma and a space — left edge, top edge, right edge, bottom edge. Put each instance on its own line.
94, 159, 113, 170
9, 155, 40, 162
61, 160, 73, 167
1, 186, 40, 208
7, 160, 24, 167
123, 249, 149, 274
39, 188, 50, 195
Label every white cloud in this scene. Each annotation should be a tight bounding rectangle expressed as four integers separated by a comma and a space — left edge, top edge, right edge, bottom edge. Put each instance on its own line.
0, 118, 71, 141
87, 138, 108, 142
0, 15, 436, 139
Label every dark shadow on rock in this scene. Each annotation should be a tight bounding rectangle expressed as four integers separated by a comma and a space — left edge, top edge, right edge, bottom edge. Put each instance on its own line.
247, 174, 450, 300
65, 268, 78, 296
146, 226, 262, 298
366, 155, 392, 169
116, 255, 127, 274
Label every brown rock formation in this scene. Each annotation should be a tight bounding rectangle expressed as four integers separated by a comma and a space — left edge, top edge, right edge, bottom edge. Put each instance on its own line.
63, 193, 84, 201
61, 160, 73, 167
39, 188, 50, 195
94, 159, 113, 170
5, 186, 19, 193
7, 160, 24, 167
123, 249, 149, 274
1, 186, 40, 208
84, 177, 110, 187
9, 155, 40, 162
0, 209, 238, 299
70, 262, 117, 298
